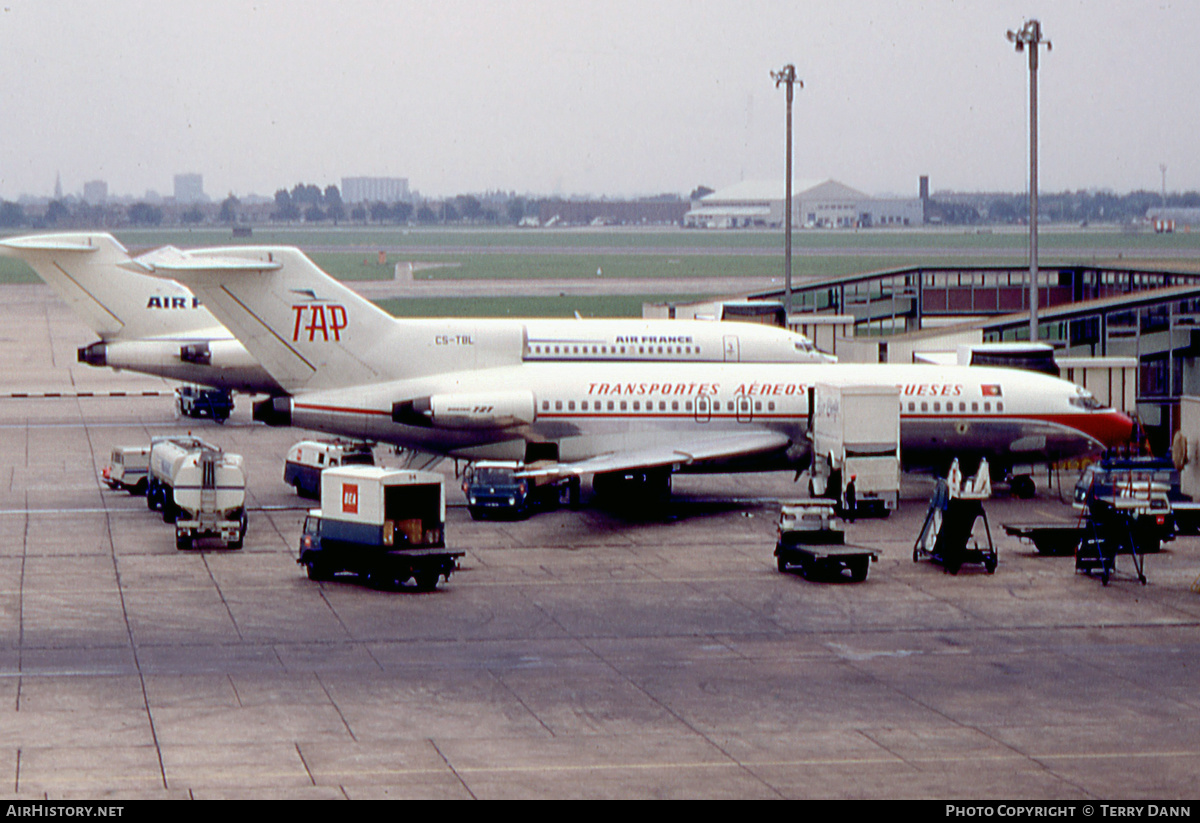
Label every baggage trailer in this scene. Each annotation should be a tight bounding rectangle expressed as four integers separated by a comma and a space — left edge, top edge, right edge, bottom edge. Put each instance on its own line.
774, 501, 879, 582
1002, 522, 1084, 556
1007, 468, 1174, 563
298, 466, 463, 591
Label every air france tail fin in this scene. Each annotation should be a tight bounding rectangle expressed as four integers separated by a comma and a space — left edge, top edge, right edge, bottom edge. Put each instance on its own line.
137, 246, 403, 394
0, 233, 219, 341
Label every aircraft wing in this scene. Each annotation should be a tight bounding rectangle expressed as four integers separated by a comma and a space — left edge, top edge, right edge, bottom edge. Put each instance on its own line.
518, 429, 791, 480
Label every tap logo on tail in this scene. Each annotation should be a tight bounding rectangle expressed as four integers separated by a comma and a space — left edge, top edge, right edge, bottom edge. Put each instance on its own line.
292, 304, 348, 342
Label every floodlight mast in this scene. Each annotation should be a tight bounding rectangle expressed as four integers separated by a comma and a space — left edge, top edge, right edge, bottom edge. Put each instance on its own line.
1007, 19, 1051, 342
772, 64, 802, 317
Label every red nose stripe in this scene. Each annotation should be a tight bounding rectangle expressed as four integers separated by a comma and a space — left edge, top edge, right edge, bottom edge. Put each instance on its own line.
1067, 411, 1135, 448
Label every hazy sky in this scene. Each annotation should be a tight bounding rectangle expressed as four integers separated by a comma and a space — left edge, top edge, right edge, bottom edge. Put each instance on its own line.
1, 0, 1197, 201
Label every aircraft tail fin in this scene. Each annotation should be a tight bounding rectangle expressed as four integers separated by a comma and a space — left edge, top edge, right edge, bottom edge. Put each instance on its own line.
0, 232, 217, 340
139, 245, 401, 393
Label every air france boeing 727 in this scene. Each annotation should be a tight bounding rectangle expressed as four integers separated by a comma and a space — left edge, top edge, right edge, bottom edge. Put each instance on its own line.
0, 233, 832, 396
130, 243, 1134, 498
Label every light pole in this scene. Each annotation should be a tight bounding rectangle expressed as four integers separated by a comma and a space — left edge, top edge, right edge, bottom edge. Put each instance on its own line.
1007, 20, 1051, 342
771, 64, 801, 318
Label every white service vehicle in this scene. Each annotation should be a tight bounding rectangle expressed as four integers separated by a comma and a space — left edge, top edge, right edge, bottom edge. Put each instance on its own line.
283, 439, 376, 498
146, 435, 220, 521
809, 384, 901, 517
102, 446, 150, 495
171, 448, 248, 550
298, 466, 462, 590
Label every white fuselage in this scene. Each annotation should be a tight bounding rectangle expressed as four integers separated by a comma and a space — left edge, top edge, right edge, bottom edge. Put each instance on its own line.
84, 316, 833, 393
1, 232, 832, 393
280, 360, 1132, 475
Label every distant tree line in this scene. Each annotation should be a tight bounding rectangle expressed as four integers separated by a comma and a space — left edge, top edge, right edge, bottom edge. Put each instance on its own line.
6, 184, 1196, 230
927, 189, 1200, 226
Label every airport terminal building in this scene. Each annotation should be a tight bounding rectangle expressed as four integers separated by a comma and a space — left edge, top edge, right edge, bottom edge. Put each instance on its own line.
684, 178, 925, 229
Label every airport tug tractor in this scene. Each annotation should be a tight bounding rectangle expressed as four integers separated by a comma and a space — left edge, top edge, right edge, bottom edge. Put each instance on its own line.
774, 499, 879, 582
174, 385, 234, 423
298, 466, 463, 591
461, 459, 581, 520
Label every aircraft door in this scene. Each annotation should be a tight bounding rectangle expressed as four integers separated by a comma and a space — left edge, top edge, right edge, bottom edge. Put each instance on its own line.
723, 335, 740, 362
736, 395, 753, 423
694, 396, 711, 423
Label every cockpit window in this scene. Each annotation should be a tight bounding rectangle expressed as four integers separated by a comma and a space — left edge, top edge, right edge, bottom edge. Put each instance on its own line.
1069, 390, 1107, 411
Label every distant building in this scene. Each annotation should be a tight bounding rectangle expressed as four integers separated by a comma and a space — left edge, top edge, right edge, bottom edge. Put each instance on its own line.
174, 174, 206, 204
1146, 207, 1200, 230
685, 178, 924, 229
342, 177, 410, 204
82, 180, 108, 205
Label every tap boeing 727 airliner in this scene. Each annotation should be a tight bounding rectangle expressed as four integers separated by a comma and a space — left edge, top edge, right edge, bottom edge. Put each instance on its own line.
127, 242, 1133, 499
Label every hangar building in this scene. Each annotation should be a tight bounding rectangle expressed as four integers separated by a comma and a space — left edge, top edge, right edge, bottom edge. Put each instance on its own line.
684, 178, 925, 229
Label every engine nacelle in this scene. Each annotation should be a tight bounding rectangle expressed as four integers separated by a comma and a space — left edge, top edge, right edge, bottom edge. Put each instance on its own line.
253, 395, 293, 427
78, 341, 108, 366
393, 391, 536, 429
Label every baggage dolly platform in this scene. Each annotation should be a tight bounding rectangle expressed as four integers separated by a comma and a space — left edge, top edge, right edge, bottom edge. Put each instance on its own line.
774, 500, 879, 582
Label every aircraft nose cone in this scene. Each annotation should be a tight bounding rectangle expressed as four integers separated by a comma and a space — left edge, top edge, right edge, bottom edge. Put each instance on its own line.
1097, 410, 1136, 448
